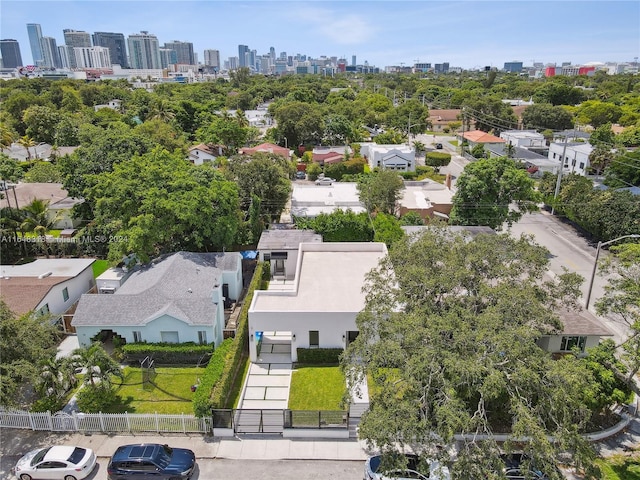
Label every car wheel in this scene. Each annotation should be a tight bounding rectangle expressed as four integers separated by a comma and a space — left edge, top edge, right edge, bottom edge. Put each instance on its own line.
19, 474, 32, 480
64, 476, 77, 480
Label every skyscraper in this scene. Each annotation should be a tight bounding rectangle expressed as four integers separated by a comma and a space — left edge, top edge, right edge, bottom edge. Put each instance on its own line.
127, 31, 161, 69
238, 44, 248, 67
159, 48, 177, 68
63, 29, 92, 48
74, 46, 111, 68
26, 23, 43, 65
40, 36, 61, 68
0, 39, 23, 68
93, 32, 129, 68
352, 55, 356, 67
204, 49, 220, 69
164, 41, 195, 65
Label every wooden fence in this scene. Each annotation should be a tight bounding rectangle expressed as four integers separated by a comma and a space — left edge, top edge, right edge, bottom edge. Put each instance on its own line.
0, 409, 211, 434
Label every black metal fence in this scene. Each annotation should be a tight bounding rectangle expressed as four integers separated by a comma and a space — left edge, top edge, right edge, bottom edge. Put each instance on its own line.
212, 409, 349, 434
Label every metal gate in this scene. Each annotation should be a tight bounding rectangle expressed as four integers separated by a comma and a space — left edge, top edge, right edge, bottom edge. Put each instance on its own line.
212, 409, 349, 435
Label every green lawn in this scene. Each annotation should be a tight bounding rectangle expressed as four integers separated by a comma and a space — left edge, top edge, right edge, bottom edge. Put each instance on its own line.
92, 259, 110, 278
596, 455, 640, 480
113, 367, 205, 414
288, 366, 346, 410
230, 354, 251, 408
23, 230, 62, 238
449, 140, 459, 146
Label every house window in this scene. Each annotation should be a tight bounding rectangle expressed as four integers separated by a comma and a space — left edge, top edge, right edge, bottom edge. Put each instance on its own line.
161, 331, 179, 343
560, 336, 587, 352
553, 153, 556, 159
198, 331, 207, 345
579, 162, 585, 170
39, 303, 50, 316
133, 331, 142, 343
309, 330, 319, 348
62, 287, 69, 302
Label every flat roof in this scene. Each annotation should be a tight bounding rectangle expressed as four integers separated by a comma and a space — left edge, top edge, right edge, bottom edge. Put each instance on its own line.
291, 183, 365, 218
400, 182, 453, 208
0, 258, 95, 278
251, 243, 387, 312
257, 229, 322, 250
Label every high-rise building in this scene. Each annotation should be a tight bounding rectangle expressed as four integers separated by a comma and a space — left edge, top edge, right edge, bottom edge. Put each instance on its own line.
204, 49, 220, 69
269, 46, 275, 62
63, 29, 92, 48
163, 40, 195, 65
228, 56, 239, 70
0, 39, 23, 68
238, 44, 248, 67
159, 48, 177, 68
127, 31, 161, 69
504, 61, 523, 73
40, 36, 61, 68
58, 45, 74, 69
26, 23, 43, 65
92, 32, 129, 68
352, 55, 356, 67
74, 46, 111, 68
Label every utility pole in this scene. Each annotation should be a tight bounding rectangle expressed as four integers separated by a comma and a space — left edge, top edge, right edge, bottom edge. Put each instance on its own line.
551, 129, 573, 215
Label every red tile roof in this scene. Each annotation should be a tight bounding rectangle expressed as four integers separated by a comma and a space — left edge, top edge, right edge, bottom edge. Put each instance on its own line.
240, 143, 290, 157
462, 130, 506, 143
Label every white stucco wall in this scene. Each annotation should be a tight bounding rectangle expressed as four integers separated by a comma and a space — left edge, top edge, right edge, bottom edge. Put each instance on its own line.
538, 334, 602, 355
259, 250, 299, 280
35, 267, 95, 315
76, 313, 219, 348
249, 311, 357, 362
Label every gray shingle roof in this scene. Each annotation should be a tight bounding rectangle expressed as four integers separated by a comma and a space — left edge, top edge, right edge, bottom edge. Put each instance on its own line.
72, 251, 240, 327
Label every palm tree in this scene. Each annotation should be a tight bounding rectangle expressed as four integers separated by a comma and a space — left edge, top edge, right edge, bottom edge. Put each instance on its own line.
18, 135, 36, 160
148, 98, 175, 122
20, 198, 61, 258
0, 123, 14, 152
73, 343, 122, 389
38, 357, 77, 400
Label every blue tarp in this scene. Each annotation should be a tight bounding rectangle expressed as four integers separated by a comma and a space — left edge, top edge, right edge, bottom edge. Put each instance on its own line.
241, 250, 258, 259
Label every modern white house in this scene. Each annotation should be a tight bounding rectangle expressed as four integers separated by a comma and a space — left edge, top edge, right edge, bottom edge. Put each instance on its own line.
548, 142, 594, 176
500, 130, 546, 148
94, 99, 122, 112
359, 143, 416, 171
257, 229, 322, 280
248, 242, 388, 363
0, 258, 96, 320
288, 182, 366, 219
72, 251, 243, 348
398, 180, 454, 221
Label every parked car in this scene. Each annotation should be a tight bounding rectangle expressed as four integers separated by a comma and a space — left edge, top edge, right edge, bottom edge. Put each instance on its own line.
107, 443, 196, 480
501, 453, 556, 479
315, 177, 335, 186
435, 143, 443, 149
13, 445, 97, 480
364, 454, 451, 480
295, 171, 306, 179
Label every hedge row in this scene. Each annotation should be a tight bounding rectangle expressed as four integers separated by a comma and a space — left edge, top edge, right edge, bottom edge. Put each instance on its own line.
208, 261, 265, 410
192, 338, 234, 417
121, 342, 214, 365
296, 348, 343, 364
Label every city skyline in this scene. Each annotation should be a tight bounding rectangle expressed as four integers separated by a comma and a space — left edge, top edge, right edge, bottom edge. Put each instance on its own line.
1, 1, 639, 69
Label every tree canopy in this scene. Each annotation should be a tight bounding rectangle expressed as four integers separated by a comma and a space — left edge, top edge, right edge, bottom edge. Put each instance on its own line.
343, 227, 603, 478
450, 157, 539, 230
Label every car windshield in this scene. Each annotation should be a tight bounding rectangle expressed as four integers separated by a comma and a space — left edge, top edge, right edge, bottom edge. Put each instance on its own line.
156, 445, 172, 468
67, 447, 87, 465
31, 447, 52, 466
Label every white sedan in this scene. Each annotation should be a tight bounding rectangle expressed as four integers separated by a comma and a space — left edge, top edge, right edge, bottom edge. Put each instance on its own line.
315, 177, 335, 185
12, 445, 97, 480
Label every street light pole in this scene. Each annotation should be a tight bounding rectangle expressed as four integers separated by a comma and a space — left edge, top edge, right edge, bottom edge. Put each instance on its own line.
584, 234, 640, 310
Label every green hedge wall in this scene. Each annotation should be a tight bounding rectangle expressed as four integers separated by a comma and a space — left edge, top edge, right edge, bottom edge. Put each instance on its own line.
296, 348, 343, 364
208, 261, 265, 410
192, 338, 234, 417
121, 342, 214, 365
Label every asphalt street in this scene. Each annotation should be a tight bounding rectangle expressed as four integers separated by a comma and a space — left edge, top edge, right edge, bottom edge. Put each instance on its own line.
507, 211, 630, 344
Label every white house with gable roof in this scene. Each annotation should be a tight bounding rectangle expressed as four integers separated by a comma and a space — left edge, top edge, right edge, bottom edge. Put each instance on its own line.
72, 251, 242, 347
360, 142, 416, 171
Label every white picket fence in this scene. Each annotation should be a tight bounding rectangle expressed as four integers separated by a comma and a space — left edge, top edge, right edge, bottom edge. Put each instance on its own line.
0, 409, 211, 434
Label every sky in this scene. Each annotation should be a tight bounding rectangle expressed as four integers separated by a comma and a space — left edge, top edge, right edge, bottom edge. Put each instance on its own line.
1, 0, 639, 69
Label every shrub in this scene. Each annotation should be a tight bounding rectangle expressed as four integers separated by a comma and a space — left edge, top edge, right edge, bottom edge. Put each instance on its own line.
296, 348, 343, 364
192, 339, 234, 417
76, 386, 120, 413
398, 171, 418, 180
31, 396, 65, 413
122, 342, 214, 365
425, 151, 451, 168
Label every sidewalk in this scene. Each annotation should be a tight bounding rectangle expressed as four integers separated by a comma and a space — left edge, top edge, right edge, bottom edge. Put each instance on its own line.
0, 430, 372, 461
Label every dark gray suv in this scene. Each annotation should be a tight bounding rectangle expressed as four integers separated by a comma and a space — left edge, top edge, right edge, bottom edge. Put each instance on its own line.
107, 444, 195, 480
